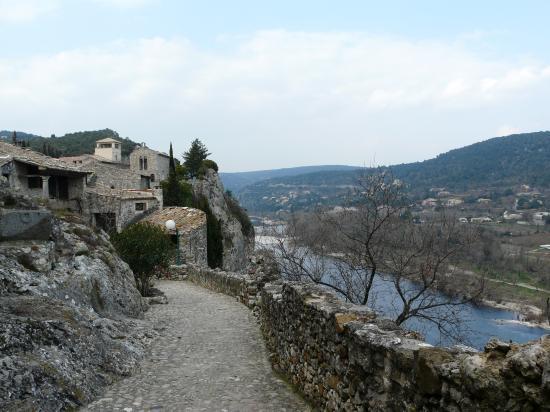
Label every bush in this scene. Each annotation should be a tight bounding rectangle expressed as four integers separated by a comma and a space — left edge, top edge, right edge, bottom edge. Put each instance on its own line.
201, 159, 218, 172
161, 177, 193, 207
111, 222, 174, 296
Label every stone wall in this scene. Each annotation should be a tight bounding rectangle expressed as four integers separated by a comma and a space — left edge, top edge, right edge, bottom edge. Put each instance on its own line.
179, 224, 208, 266
129, 147, 170, 185
88, 160, 143, 190
177, 264, 550, 412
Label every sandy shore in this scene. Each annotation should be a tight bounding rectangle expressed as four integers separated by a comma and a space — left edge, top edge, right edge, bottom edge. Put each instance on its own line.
482, 299, 550, 330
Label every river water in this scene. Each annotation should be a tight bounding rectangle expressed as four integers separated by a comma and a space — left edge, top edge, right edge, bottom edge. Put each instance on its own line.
256, 233, 549, 350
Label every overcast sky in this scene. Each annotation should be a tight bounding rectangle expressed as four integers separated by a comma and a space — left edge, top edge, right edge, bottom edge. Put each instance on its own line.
1, 0, 550, 171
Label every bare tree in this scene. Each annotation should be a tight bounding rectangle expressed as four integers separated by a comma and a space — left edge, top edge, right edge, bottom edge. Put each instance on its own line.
266, 171, 484, 343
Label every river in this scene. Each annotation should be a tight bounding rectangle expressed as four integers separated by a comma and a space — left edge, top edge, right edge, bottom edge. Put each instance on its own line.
256, 232, 549, 350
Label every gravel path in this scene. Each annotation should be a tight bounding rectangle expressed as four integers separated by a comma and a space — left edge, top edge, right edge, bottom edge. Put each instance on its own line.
84, 280, 308, 412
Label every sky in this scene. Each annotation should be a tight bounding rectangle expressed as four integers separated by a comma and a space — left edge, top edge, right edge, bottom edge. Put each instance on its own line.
1, 1, 550, 172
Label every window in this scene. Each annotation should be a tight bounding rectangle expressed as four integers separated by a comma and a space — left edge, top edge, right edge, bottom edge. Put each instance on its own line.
143, 157, 148, 170
99, 143, 112, 148
139, 157, 143, 170
135, 202, 146, 211
115, 144, 119, 149
28, 176, 42, 189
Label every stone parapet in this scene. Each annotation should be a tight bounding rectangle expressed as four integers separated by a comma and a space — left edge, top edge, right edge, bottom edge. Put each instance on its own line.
172, 265, 550, 411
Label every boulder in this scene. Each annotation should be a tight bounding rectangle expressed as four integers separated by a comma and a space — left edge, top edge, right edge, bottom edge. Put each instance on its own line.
0, 209, 52, 241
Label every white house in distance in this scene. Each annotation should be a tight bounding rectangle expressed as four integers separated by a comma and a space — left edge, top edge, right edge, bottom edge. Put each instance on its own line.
95, 138, 122, 162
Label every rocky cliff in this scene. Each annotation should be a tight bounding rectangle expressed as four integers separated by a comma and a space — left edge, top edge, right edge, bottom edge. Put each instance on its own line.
193, 169, 254, 272
0, 190, 153, 411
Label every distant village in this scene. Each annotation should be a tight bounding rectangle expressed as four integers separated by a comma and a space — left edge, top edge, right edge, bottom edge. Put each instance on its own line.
417, 185, 549, 228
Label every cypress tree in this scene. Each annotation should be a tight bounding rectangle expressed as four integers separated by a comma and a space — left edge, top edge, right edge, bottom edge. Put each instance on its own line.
169, 142, 176, 175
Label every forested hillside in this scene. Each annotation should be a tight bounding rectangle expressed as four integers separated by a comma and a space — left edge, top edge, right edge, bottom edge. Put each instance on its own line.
238, 131, 550, 213
0, 129, 139, 158
220, 165, 359, 193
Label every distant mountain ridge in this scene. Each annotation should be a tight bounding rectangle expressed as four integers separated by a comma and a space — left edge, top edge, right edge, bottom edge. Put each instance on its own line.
220, 165, 360, 193
237, 131, 550, 214
0, 129, 139, 158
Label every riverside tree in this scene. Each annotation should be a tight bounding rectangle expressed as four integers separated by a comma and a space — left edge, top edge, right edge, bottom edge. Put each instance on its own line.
270, 170, 484, 343
183, 139, 210, 178
111, 222, 174, 296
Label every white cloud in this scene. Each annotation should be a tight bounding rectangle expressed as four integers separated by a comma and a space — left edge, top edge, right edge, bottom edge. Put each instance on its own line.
1, 31, 550, 170
0, 0, 58, 23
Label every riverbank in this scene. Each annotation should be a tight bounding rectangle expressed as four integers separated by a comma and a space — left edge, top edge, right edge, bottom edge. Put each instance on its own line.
481, 298, 550, 330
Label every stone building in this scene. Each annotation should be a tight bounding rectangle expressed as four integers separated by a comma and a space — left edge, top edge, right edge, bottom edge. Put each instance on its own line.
61, 154, 145, 190
94, 137, 122, 162
0, 141, 90, 210
83, 186, 161, 232
143, 207, 207, 266
129, 144, 171, 189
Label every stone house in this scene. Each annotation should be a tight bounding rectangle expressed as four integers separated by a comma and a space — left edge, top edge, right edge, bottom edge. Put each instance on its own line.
143, 207, 207, 266
83, 186, 161, 232
0, 141, 90, 210
129, 144, 171, 189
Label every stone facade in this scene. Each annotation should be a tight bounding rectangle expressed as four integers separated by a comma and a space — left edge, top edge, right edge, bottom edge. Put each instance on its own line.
83, 187, 160, 232
129, 145, 170, 188
175, 263, 550, 412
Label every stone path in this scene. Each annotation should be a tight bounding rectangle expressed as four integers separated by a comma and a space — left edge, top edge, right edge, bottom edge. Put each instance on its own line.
84, 280, 309, 412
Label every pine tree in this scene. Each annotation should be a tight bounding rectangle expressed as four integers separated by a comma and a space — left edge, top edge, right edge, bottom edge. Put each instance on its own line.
183, 139, 210, 178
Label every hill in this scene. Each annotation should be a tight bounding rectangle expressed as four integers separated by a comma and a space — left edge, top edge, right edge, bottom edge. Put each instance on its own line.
238, 131, 550, 214
0, 129, 139, 158
220, 165, 359, 193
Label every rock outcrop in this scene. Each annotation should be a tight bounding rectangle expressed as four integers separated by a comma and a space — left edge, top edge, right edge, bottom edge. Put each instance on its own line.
193, 169, 254, 272
0, 191, 153, 411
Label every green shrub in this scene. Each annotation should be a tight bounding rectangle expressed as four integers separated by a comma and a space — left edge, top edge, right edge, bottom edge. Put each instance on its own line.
161, 177, 193, 207
111, 222, 174, 296
201, 159, 218, 172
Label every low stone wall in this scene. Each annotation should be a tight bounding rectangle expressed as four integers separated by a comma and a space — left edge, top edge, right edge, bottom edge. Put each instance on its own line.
175, 264, 262, 309
174, 265, 550, 411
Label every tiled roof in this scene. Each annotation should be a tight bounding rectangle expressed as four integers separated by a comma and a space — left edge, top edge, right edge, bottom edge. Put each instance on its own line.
131, 145, 170, 158
85, 185, 158, 200
0, 155, 12, 168
142, 207, 206, 233
0, 141, 91, 174
60, 153, 122, 167
96, 138, 121, 143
